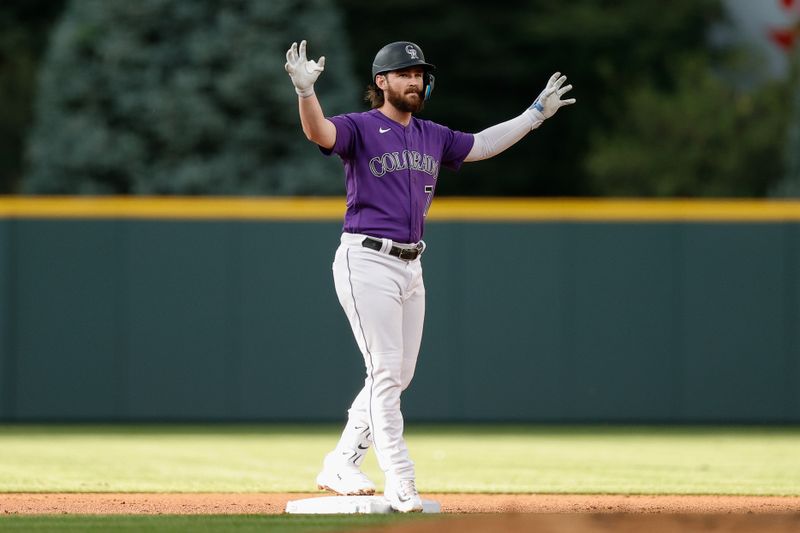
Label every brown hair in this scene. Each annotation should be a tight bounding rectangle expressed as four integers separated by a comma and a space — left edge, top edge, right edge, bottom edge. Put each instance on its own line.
364, 82, 384, 109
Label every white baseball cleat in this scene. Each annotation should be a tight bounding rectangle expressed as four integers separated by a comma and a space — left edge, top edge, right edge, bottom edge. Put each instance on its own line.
384, 477, 423, 513
316, 465, 376, 496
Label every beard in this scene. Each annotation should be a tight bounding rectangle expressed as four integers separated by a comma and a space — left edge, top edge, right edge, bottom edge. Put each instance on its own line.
385, 84, 425, 113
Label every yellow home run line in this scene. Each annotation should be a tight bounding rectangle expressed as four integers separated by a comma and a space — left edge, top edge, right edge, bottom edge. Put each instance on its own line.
0, 197, 799, 221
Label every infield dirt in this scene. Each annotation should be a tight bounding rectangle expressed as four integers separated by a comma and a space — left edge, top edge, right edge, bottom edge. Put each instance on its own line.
3, 494, 800, 532
2, 492, 800, 515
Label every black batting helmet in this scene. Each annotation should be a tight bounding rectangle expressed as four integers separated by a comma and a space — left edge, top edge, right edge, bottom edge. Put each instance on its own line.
372, 41, 436, 100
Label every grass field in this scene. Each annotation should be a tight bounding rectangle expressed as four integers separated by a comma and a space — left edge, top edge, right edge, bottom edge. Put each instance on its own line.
0, 514, 442, 532
2, 424, 799, 531
1, 424, 799, 495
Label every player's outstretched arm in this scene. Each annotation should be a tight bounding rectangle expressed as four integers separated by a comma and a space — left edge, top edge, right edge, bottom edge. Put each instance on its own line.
464, 72, 575, 162
285, 40, 336, 149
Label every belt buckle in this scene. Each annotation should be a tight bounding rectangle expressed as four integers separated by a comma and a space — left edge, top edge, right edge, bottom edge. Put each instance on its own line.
397, 247, 417, 261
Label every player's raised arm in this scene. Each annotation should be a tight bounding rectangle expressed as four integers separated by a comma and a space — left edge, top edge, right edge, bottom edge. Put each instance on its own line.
464, 72, 575, 162
285, 40, 337, 150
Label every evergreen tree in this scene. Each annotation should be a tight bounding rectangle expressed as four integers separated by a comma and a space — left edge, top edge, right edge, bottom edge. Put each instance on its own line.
25, 0, 358, 194
586, 56, 791, 196
773, 44, 800, 197
0, 0, 66, 193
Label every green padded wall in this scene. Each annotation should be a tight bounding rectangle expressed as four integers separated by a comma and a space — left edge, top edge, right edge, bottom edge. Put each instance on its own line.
2, 218, 799, 422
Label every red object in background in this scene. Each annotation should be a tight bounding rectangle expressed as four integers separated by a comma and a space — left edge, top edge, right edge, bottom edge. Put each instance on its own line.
770, 28, 796, 50
770, 0, 799, 50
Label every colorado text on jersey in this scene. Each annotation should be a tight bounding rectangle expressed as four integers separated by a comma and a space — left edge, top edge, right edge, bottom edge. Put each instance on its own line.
368, 150, 440, 178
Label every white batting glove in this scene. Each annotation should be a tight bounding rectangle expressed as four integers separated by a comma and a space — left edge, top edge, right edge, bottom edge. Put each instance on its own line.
528, 72, 576, 120
285, 40, 325, 98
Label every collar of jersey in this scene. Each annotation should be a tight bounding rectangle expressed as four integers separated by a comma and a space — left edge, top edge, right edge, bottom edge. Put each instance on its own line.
372, 108, 414, 130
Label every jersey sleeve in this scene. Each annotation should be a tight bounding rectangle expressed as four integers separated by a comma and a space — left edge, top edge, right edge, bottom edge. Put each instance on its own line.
319, 114, 358, 160
438, 125, 475, 172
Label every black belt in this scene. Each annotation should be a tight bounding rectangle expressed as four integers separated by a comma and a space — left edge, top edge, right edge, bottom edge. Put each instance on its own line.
362, 236, 423, 260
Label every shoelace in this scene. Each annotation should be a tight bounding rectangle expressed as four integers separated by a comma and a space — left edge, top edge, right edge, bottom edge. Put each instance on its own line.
399, 479, 419, 498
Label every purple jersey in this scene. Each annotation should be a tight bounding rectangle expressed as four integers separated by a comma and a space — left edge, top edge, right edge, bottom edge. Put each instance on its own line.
321, 109, 474, 243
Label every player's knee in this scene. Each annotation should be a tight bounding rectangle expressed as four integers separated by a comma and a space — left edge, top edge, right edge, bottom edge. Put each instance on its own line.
370, 373, 402, 396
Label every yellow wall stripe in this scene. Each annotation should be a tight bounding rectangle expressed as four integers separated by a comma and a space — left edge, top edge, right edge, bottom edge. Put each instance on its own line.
0, 197, 346, 220
0, 197, 799, 221
431, 198, 800, 221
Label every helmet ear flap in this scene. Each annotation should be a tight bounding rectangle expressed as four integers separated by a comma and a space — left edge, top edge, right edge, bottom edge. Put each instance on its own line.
424, 73, 435, 101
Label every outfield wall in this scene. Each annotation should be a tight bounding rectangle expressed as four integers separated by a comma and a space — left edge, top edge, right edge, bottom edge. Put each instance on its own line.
0, 198, 798, 422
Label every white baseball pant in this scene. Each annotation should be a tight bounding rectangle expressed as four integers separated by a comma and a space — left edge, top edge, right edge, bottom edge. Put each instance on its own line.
327, 232, 425, 481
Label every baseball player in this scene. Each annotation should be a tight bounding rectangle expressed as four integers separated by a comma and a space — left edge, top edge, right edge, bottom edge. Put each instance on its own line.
285, 39, 574, 512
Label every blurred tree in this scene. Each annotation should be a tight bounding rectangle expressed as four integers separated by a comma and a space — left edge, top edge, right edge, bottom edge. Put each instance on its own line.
773, 42, 800, 197
336, 0, 789, 197
586, 56, 791, 196
0, 0, 66, 193
24, 0, 358, 194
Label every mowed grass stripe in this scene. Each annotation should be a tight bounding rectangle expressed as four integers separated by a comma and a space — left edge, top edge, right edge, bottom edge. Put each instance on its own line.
0, 425, 798, 495
0, 514, 437, 532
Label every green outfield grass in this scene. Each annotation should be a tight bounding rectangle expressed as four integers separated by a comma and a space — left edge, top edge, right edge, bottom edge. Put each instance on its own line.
0, 424, 799, 495
0, 514, 441, 532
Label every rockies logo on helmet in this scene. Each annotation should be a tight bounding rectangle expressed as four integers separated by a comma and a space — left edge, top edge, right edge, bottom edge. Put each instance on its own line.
405, 44, 418, 59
